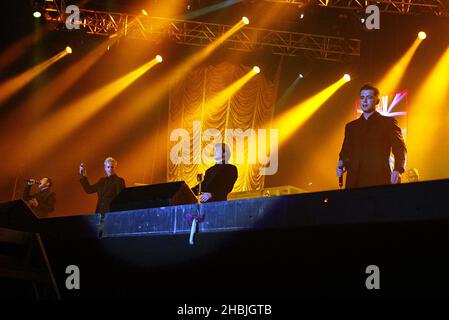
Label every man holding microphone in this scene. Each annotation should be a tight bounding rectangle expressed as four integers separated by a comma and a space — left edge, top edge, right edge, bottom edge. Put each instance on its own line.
337, 84, 407, 189
22, 177, 56, 218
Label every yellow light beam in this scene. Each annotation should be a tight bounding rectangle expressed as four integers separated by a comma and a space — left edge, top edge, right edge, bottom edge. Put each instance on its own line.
0, 40, 116, 165
204, 67, 259, 113
80, 18, 248, 152
172, 19, 247, 84
272, 76, 348, 146
0, 33, 36, 74
0, 49, 69, 106
21, 39, 114, 118
29, 64, 256, 187
408, 44, 449, 169
377, 36, 423, 94
26, 57, 162, 160
276, 76, 302, 109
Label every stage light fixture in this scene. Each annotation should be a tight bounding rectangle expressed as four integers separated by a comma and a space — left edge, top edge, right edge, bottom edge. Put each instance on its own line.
32, 0, 44, 19
418, 31, 427, 40
343, 74, 351, 82
361, 18, 365, 24
242, 17, 250, 25
66, 46, 73, 54
156, 55, 163, 63
299, 13, 304, 19
142, 9, 148, 16
298, 73, 304, 79
253, 66, 260, 74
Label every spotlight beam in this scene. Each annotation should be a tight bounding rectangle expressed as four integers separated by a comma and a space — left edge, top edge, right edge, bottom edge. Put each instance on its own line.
203, 67, 259, 114
179, 18, 247, 77
377, 36, 423, 94
23, 57, 162, 163
0, 49, 69, 106
271, 76, 348, 146
0, 32, 42, 74
30, 39, 113, 115
408, 45, 449, 171
276, 76, 302, 109
0, 38, 117, 139
78, 18, 249, 154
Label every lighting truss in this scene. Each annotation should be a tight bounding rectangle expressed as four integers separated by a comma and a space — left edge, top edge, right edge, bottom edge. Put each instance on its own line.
265, 0, 449, 16
42, 1, 360, 62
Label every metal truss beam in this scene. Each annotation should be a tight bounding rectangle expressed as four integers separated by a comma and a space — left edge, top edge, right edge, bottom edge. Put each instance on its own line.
43, 2, 360, 62
265, 0, 449, 16
43, 0, 63, 22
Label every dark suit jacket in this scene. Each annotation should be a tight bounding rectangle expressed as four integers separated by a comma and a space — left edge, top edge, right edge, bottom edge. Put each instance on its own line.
22, 185, 56, 218
192, 164, 238, 202
80, 174, 125, 213
339, 112, 407, 188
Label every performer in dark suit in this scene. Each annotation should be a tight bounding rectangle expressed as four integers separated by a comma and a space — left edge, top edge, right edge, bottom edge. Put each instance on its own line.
79, 157, 126, 213
22, 177, 56, 218
192, 143, 238, 202
337, 84, 407, 188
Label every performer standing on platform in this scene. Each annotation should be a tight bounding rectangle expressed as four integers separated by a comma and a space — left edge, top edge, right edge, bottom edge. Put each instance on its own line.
79, 157, 126, 213
337, 84, 407, 188
192, 143, 238, 202
22, 177, 56, 218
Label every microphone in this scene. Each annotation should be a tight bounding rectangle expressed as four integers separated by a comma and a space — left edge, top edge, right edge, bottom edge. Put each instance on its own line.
196, 173, 203, 199
337, 164, 345, 188
24, 179, 39, 184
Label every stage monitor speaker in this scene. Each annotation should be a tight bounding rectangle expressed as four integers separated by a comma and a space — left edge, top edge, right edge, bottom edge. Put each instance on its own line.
0, 200, 39, 232
110, 181, 198, 212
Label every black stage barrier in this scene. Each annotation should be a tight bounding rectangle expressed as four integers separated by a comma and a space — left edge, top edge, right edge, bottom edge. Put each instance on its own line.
2, 179, 449, 299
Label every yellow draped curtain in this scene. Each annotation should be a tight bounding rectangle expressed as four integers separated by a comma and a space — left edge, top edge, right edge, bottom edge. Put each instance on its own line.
168, 62, 278, 192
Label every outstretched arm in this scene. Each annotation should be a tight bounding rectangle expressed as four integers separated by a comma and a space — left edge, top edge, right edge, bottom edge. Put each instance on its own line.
80, 176, 98, 194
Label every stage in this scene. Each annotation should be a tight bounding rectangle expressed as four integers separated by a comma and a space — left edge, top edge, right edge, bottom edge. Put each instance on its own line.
1, 179, 449, 299
2, 0, 449, 302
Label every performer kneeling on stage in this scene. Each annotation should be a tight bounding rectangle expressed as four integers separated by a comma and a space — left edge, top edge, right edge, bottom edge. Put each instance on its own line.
192, 143, 238, 203
79, 157, 126, 214
337, 84, 407, 188
22, 177, 56, 218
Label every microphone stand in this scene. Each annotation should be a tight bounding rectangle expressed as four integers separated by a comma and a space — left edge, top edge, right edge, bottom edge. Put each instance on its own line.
11, 167, 24, 201
189, 174, 203, 245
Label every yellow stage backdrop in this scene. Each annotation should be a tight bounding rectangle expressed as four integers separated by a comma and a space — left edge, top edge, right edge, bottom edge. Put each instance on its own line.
168, 62, 279, 192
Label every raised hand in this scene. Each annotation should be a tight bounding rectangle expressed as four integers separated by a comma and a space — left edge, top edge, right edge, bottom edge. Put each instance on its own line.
79, 163, 87, 176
